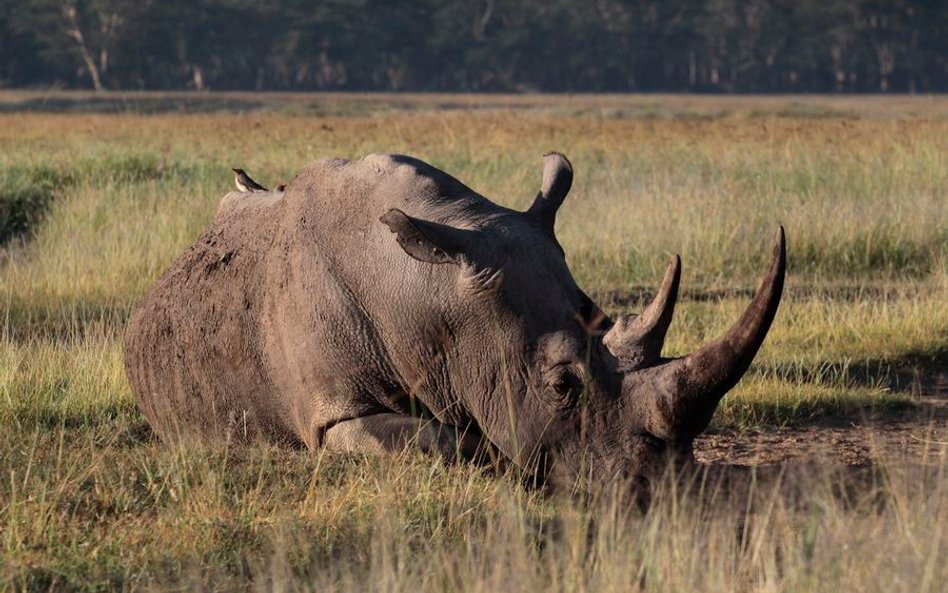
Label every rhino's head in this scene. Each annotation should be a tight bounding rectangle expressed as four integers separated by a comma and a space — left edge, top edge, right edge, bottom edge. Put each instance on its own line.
381, 153, 785, 492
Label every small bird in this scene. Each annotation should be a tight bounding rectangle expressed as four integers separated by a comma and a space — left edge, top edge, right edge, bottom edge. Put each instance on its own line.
232, 168, 268, 192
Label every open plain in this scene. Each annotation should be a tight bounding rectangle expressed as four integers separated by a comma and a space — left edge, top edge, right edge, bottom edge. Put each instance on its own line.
0, 93, 945, 592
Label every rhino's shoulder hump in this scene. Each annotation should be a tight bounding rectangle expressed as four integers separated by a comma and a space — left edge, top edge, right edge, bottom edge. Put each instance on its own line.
366, 153, 471, 195
298, 153, 476, 203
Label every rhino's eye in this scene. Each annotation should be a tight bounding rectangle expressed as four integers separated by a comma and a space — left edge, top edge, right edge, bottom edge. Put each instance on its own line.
546, 365, 583, 409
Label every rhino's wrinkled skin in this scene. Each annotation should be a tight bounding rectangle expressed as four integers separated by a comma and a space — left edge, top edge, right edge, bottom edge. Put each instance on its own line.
125, 153, 785, 490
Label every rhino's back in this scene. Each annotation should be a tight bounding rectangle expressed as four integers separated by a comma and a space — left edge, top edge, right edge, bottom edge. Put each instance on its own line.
125, 197, 296, 443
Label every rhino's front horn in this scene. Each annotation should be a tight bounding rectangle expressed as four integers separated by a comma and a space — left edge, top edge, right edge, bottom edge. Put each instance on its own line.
526, 152, 573, 232
634, 228, 786, 441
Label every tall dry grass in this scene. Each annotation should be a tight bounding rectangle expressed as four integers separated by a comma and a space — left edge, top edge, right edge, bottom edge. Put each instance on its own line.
1, 425, 944, 592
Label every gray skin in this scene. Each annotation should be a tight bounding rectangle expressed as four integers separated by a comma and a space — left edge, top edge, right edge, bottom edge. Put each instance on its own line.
124, 153, 785, 490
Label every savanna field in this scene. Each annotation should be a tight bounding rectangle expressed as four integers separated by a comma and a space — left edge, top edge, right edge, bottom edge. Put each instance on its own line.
0, 93, 945, 591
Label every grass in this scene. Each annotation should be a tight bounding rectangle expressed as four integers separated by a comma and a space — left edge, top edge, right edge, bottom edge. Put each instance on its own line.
0, 92, 946, 591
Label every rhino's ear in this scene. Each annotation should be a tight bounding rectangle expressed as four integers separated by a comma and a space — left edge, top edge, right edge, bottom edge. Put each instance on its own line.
380, 209, 467, 265
526, 152, 573, 232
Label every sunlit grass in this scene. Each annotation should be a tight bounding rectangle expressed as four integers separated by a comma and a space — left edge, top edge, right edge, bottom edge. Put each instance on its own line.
2, 114, 944, 302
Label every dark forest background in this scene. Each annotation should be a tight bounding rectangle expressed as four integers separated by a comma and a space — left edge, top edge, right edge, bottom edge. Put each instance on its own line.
1, 0, 945, 93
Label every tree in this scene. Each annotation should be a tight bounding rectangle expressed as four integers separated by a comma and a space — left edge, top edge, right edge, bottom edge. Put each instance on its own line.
26, 0, 147, 90
2, 0, 946, 92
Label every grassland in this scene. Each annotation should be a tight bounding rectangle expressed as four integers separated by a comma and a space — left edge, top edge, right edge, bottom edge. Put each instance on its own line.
1, 93, 945, 591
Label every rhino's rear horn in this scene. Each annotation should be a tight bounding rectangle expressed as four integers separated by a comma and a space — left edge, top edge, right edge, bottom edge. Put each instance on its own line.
647, 227, 786, 440
526, 152, 573, 232
603, 255, 681, 369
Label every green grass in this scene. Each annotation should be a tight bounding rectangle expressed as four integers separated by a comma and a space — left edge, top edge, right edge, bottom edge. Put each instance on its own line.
0, 94, 946, 591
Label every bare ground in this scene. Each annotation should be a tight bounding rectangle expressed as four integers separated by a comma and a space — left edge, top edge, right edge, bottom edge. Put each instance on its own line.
696, 388, 947, 466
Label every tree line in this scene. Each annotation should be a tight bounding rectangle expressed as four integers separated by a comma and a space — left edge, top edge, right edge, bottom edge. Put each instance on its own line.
1, 0, 945, 93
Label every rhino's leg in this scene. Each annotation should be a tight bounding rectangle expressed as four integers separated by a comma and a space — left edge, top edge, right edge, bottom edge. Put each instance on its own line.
322, 414, 486, 462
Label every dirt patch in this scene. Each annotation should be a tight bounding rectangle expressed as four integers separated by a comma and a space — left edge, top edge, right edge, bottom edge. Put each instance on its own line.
695, 395, 947, 466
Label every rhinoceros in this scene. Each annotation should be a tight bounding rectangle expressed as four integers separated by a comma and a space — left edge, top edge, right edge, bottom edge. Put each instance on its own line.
124, 153, 785, 489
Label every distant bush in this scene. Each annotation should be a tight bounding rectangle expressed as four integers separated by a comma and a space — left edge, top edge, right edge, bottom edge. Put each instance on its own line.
0, 166, 63, 245
0, 154, 191, 246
